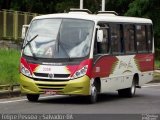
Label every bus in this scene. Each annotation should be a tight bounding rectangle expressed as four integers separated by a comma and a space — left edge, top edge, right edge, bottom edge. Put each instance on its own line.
20, 9, 154, 103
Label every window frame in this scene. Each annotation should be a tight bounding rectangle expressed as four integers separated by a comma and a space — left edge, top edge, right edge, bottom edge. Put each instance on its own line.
123, 24, 136, 54
135, 24, 148, 53
110, 23, 124, 55
146, 25, 153, 53
94, 21, 153, 57
94, 22, 111, 55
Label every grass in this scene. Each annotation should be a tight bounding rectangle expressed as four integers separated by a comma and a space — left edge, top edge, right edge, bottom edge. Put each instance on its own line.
155, 59, 160, 69
0, 49, 20, 85
154, 72, 160, 79
154, 59, 160, 81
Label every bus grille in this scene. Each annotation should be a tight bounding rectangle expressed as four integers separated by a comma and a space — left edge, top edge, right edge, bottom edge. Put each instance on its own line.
33, 78, 70, 82
34, 72, 70, 78
36, 83, 66, 91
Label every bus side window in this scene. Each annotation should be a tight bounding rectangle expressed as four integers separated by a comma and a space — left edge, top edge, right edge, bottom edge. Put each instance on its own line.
136, 25, 147, 53
110, 24, 122, 54
96, 24, 109, 54
124, 24, 135, 53
147, 25, 153, 52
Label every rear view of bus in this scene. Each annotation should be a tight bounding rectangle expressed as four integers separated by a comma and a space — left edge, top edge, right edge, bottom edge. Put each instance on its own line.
20, 9, 154, 103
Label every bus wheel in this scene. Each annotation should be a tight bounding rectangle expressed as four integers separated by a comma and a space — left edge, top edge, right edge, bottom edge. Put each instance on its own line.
88, 84, 98, 104
26, 94, 39, 102
118, 80, 136, 98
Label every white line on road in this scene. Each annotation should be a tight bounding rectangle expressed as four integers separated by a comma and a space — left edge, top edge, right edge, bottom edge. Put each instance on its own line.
0, 95, 55, 104
0, 98, 27, 104
142, 83, 160, 88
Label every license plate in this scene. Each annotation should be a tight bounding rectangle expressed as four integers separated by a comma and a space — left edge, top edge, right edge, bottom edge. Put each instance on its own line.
44, 90, 57, 95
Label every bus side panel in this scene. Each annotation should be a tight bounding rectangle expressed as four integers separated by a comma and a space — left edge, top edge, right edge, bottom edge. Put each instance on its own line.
138, 71, 153, 86
134, 53, 154, 85
92, 55, 137, 92
91, 54, 154, 93
91, 56, 118, 78
134, 53, 154, 72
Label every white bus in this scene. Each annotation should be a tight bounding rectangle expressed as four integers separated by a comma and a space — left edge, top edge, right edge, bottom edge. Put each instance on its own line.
20, 9, 154, 103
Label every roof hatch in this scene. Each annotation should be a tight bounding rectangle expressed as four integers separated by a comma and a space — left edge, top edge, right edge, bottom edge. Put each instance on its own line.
97, 11, 118, 16
69, 8, 92, 14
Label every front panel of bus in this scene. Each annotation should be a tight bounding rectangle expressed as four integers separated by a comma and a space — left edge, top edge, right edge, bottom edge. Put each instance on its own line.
20, 18, 95, 95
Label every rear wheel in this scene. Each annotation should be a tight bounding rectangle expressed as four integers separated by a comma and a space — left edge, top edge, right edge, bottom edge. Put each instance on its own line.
26, 94, 39, 102
118, 79, 136, 98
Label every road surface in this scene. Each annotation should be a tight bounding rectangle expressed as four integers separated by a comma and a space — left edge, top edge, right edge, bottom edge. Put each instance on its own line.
0, 83, 160, 114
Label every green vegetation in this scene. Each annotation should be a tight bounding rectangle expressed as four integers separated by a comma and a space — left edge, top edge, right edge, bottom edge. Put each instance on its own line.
153, 72, 160, 83
0, 49, 20, 85
155, 60, 160, 69
0, 0, 160, 50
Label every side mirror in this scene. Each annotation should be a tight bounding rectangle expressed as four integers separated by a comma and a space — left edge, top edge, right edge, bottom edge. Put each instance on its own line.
21, 25, 29, 39
97, 29, 103, 42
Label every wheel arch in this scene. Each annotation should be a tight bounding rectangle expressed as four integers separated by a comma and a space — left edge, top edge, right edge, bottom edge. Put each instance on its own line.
133, 73, 139, 86
94, 77, 101, 93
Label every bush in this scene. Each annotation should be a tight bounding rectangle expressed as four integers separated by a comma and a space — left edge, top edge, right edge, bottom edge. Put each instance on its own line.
155, 49, 160, 60
0, 49, 20, 85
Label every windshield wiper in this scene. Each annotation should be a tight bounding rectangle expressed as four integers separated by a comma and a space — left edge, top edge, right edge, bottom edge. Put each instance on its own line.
22, 34, 38, 59
56, 32, 71, 60
22, 34, 38, 49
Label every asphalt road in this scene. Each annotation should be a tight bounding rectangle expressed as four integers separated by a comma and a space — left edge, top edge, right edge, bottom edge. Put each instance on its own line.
0, 83, 160, 120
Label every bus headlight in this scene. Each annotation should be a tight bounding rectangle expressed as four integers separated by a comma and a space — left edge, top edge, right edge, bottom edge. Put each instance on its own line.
20, 64, 32, 77
72, 65, 88, 79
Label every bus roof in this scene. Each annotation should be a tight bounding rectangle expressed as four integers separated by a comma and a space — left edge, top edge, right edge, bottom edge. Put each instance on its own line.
33, 12, 152, 24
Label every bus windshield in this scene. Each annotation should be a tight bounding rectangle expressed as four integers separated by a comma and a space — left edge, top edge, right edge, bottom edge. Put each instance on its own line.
23, 19, 94, 59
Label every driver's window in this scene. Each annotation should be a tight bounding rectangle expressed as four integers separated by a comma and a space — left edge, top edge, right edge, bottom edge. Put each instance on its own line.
96, 23, 109, 54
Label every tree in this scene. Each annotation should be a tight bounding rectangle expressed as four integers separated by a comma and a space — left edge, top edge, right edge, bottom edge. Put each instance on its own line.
83, 0, 101, 13
0, 0, 12, 9
0, 0, 160, 50
125, 0, 160, 49
55, 0, 79, 13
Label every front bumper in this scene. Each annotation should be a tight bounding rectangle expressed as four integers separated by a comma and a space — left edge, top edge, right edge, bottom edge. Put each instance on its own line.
20, 74, 90, 95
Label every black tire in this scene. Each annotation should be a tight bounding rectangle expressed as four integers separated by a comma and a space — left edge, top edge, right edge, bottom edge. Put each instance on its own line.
26, 94, 39, 102
118, 80, 136, 98
87, 83, 98, 104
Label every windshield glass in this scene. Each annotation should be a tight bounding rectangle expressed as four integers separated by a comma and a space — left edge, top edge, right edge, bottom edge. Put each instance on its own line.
23, 18, 94, 59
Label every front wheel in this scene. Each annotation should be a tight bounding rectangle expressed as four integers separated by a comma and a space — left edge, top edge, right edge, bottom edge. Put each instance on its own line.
26, 94, 39, 102
87, 84, 98, 104
118, 80, 136, 98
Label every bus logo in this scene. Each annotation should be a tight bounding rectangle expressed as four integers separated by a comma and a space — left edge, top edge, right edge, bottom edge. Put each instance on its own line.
48, 73, 54, 78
